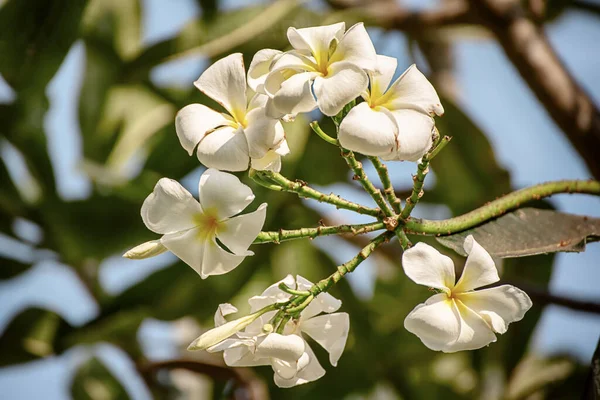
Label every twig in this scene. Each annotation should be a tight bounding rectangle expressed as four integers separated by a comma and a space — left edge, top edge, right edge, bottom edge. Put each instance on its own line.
254, 220, 386, 244
406, 179, 600, 235
369, 156, 402, 214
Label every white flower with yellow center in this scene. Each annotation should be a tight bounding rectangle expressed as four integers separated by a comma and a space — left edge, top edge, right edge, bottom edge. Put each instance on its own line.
402, 236, 532, 352
191, 275, 349, 388
338, 55, 444, 161
249, 22, 377, 117
176, 53, 289, 172
124, 169, 266, 279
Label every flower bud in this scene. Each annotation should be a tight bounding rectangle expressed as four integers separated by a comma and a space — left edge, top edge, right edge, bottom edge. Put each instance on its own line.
123, 240, 167, 259
187, 312, 262, 351
262, 323, 274, 334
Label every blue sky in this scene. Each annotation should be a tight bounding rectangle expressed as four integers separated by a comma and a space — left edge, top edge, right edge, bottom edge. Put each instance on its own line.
0, 0, 599, 398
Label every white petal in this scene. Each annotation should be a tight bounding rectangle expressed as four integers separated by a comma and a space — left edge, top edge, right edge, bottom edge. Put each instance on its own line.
270, 71, 319, 116
273, 342, 325, 388
404, 293, 460, 351
175, 104, 231, 155
244, 108, 285, 159
458, 285, 532, 334
287, 22, 346, 62
371, 55, 397, 99
141, 178, 201, 234
207, 337, 255, 353
248, 275, 295, 312
256, 333, 305, 362
194, 53, 248, 122
380, 64, 444, 116
198, 168, 254, 220
454, 235, 500, 292
202, 237, 249, 278
447, 300, 497, 352
123, 240, 167, 259
301, 312, 349, 366
401, 242, 455, 293
217, 203, 267, 255
214, 303, 238, 327
313, 62, 368, 116
338, 103, 397, 157
383, 109, 434, 162
248, 49, 283, 92
224, 346, 270, 367
295, 275, 342, 319
268, 52, 317, 77
251, 148, 283, 172
161, 227, 206, 275
196, 126, 250, 172
329, 23, 376, 71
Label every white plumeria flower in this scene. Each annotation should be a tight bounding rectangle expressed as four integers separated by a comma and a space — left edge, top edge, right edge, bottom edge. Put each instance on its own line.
402, 236, 532, 352
249, 22, 376, 117
175, 53, 289, 172
124, 169, 266, 279
197, 275, 350, 388
338, 55, 444, 162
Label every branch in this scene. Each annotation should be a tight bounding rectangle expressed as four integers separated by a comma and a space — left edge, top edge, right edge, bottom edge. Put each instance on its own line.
254, 169, 383, 218
138, 359, 268, 399
468, 0, 600, 180
328, 0, 475, 32
253, 220, 386, 244
406, 179, 600, 235
369, 156, 402, 214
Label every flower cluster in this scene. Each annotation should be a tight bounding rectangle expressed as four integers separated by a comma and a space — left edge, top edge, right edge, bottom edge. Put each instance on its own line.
123, 21, 532, 390
189, 275, 349, 388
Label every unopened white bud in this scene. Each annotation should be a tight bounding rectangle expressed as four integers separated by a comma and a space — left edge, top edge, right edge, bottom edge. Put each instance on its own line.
123, 240, 167, 259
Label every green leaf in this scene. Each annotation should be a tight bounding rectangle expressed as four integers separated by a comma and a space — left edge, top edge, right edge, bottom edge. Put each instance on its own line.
71, 357, 130, 400
0, 307, 71, 367
436, 208, 600, 257
0, 0, 87, 92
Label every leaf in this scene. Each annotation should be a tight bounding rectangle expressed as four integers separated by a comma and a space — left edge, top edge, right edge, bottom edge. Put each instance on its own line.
436, 208, 600, 257
0, 307, 71, 367
0, 0, 87, 92
71, 357, 130, 400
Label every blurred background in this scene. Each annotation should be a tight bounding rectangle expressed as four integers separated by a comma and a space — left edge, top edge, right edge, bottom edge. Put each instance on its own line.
0, 0, 599, 398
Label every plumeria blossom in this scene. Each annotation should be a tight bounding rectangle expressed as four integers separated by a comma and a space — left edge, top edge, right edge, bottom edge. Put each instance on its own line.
190, 275, 350, 388
402, 236, 532, 352
175, 53, 289, 172
124, 169, 266, 279
248, 22, 377, 117
338, 55, 444, 161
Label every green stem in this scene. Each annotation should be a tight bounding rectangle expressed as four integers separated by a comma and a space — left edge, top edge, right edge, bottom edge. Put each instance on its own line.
394, 228, 412, 250
340, 149, 395, 217
256, 170, 382, 218
276, 315, 291, 334
248, 169, 283, 191
253, 220, 386, 244
310, 121, 338, 145
308, 231, 394, 296
369, 156, 402, 214
286, 295, 314, 314
278, 283, 311, 296
405, 179, 600, 235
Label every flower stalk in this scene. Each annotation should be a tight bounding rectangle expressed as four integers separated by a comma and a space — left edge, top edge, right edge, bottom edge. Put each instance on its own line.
254, 220, 386, 244
255, 169, 383, 218
369, 156, 402, 214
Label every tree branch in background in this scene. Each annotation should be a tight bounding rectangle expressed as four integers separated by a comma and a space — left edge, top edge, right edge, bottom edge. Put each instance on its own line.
467, 0, 600, 180
138, 359, 269, 400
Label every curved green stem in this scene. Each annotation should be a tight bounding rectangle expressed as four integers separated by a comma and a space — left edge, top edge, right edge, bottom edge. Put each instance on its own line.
256, 170, 382, 218
405, 179, 600, 235
310, 121, 338, 145
369, 156, 402, 214
340, 149, 395, 217
253, 220, 386, 244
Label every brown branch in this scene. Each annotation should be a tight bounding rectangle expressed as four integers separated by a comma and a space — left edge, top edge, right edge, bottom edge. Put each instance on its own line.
467, 0, 600, 180
138, 359, 269, 400
328, 0, 475, 32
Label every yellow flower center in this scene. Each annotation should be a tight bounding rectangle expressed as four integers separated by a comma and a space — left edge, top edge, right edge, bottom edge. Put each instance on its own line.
193, 208, 225, 239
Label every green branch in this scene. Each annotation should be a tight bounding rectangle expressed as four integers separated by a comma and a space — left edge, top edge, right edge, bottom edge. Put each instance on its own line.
369, 156, 402, 214
406, 179, 600, 235
253, 221, 386, 244
255, 169, 382, 218
399, 135, 451, 220
340, 149, 395, 217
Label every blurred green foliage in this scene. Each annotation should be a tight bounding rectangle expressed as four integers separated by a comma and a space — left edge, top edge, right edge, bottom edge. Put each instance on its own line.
0, 0, 596, 399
